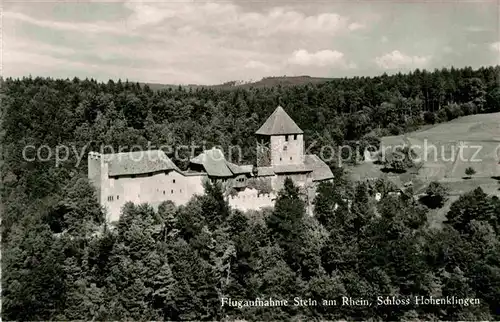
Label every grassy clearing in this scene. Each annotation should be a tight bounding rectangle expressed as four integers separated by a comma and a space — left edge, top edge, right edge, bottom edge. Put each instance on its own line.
352, 113, 500, 228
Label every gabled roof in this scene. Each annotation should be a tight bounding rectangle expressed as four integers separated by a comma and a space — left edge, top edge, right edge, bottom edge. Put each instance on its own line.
256, 166, 275, 176
226, 162, 253, 175
190, 148, 253, 177
273, 164, 313, 174
255, 105, 303, 136
105, 150, 180, 176
304, 154, 334, 181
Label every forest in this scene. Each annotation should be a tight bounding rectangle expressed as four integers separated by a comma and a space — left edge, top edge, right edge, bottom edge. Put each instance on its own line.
1, 65, 500, 320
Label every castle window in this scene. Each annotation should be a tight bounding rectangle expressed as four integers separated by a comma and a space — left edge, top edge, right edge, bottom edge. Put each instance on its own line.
283, 145, 287, 151
171, 189, 174, 194
290, 157, 293, 160
294, 134, 297, 140
173, 179, 176, 183
180, 189, 182, 193
163, 191, 165, 195
285, 135, 289, 142
117, 195, 119, 200
280, 157, 282, 161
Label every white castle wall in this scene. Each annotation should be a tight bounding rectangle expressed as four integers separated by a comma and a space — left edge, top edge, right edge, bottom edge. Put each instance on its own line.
270, 134, 304, 166
98, 163, 206, 223
228, 188, 276, 212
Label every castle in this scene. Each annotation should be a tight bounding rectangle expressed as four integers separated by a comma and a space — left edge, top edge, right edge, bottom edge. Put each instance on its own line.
88, 106, 334, 223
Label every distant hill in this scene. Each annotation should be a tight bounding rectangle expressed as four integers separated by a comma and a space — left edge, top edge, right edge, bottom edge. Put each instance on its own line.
140, 75, 334, 91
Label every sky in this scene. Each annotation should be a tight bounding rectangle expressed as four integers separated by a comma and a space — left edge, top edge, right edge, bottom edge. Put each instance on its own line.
2, 0, 499, 85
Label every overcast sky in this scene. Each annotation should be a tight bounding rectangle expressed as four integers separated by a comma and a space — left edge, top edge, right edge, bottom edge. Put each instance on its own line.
2, 0, 499, 85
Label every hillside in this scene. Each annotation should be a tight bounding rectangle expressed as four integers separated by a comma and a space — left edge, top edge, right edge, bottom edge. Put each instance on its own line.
381, 112, 500, 180
141, 75, 334, 91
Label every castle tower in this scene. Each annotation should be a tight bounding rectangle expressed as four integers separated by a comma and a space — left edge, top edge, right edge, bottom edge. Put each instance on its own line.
88, 151, 111, 210
255, 106, 304, 167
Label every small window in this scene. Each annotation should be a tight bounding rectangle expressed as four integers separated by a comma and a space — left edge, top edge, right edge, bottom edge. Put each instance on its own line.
290, 157, 293, 160
173, 179, 176, 183
294, 134, 297, 140
163, 191, 165, 195
171, 189, 174, 194
285, 135, 289, 142
283, 145, 288, 151
117, 195, 119, 200
280, 157, 282, 161
180, 189, 182, 193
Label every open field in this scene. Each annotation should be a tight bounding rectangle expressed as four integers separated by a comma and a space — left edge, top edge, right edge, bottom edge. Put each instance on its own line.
349, 112, 500, 227
381, 112, 500, 181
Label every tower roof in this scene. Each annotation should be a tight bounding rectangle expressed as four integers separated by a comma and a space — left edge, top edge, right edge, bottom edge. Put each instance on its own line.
255, 105, 303, 136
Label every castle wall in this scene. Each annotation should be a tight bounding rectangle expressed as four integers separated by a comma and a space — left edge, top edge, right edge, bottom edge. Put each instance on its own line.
87, 152, 103, 203
271, 173, 311, 191
228, 188, 276, 212
270, 134, 304, 166
101, 169, 206, 223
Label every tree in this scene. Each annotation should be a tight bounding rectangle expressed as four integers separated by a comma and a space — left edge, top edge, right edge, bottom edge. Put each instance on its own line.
200, 179, 230, 231
420, 181, 449, 209
465, 167, 476, 179
445, 187, 493, 233
382, 146, 416, 173
266, 178, 306, 271
313, 181, 347, 231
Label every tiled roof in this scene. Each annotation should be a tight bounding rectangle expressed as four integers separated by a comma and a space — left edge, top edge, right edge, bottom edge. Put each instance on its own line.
256, 166, 275, 176
273, 164, 313, 173
190, 148, 253, 177
226, 162, 253, 175
255, 105, 303, 136
304, 154, 334, 181
190, 148, 233, 177
105, 150, 180, 176
255, 156, 333, 179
